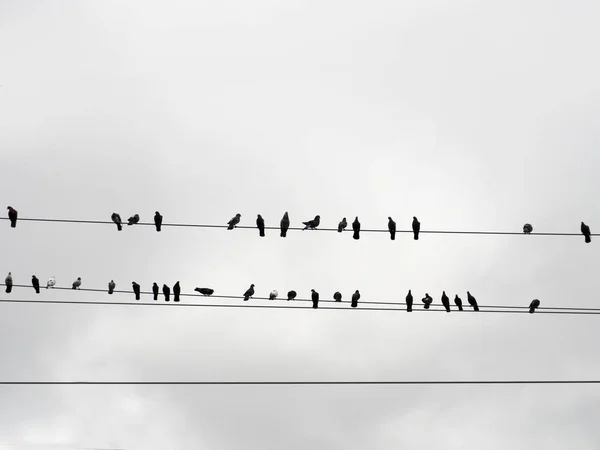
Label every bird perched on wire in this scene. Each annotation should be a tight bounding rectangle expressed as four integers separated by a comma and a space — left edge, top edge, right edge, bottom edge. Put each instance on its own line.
351, 290, 360, 308
333, 291, 342, 302
467, 291, 479, 311
111, 213, 122, 231
7, 206, 18, 228
581, 222, 592, 243
352, 217, 361, 240
72, 277, 82, 290
162, 284, 170, 302
523, 223, 533, 234
195, 287, 214, 296
454, 294, 463, 311
287, 290, 297, 301
388, 217, 396, 240
152, 282, 159, 300
441, 291, 450, 312
269, 290, 278, 300
46, 276, 56, 289
154, 212, 163, 232
173, 281, 181, 302
302, 215, 321, 230
227, 213, 241, 230
256, 214, 266, 237
406, 290, 413, 312
280, 212, 290, 237
243, 284, 255, 301
108, 280, 115, 295
529, 299, 541, 314
412, 217, 420, 240
5, 272, 13, 293
311, 289, 319, 308
127, 214, 140, 226
32, 275, 40, 294
422, 293, 433, 309
132, 282, 141, 300
338, 218, 347, 233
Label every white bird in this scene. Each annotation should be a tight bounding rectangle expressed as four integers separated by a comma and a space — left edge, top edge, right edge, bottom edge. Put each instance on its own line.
269, 290, 279, 300
46, 276, 56, 289
72, 277, 82, 290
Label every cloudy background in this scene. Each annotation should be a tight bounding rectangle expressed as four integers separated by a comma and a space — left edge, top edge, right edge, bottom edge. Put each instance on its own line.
1, 0, 600, 448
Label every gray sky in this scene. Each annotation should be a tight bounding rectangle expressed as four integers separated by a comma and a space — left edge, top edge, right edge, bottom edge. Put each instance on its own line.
1, 0, 600, 448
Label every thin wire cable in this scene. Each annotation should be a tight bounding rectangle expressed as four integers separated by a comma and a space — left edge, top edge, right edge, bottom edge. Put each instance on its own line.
0, 216, 594, 236
0, 380, 597, 385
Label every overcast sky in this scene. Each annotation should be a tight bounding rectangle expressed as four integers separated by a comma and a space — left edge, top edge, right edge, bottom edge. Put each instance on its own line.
1, 0, 600, 449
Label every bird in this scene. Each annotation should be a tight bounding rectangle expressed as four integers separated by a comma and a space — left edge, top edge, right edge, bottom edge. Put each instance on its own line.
108, 280, 115, 295
227, 213, 241, 230
152, 282, 159, 300
422, 293, 433, 309
529, 299, 541, 314
127, 214, 140, 225
406, 290, 413, 312
441, 291, 451, 312
46, 276, 56, 289
72, 277, 82, 290
454, 294, 463, 311
581, 222, 592, 243
243, 284, 255, 301
173, 281, 181, 302
5, 272, 13, 293
302, 215, 320, 230
412, 217, 420, 240
194, 287, 214, 296
311, 289, 319, 308
338, 218, 347, 233
162, 284, 170, 302
154, 212, 163, 232
467, 291, 479, 311
7, 206, 18, 228
388, 217, 396, 240
352, 217, 361, 240
256, 214, 265, 237
351, 290, 360, 308
32, 275, 40, 294
269, 290, 278, 300
280, 212, 290, 237
523, 223, 533, 234
132, 282, 141, 300
287, 290, 297, 301
111, 213, 122, 231
333, 291, 342, 302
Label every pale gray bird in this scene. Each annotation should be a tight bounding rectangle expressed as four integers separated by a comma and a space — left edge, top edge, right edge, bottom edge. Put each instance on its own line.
5, 272, 12, 293
280, 212, 290, 237
529, 299, 541, 314
269, 290, 278, 300
108, 280, 116, 294
523, 223, 533, 234
338, 218, 347, 233
302, 215, 321, 230
243, 284, 255, 301
127, 214, 140, 225
72, 277, 82, 290
227, 213, 241, 230
46, 276, 56, 289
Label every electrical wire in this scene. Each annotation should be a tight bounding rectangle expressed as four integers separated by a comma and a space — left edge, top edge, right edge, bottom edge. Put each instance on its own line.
0, 380, 597, 385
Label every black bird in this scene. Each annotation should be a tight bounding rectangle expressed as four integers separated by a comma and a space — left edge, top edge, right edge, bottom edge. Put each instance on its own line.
111, 213, 122, 231
7, 206, 17, 228
287, 290, 297, 301
302, 215, 321, 230
132, 282, 141, 301
173, 281, 181, 302
280, 212, 290, 237
5, 272, 12, 293
162, 284, 170, 302
581, 222, 592, 243
422, 293, 433, 309
243, 284, 255, 301
467, 291, 479, 311
406, 290, 413, 312
454, 294, 463, 311
338, 218, 347, 233
352, 217, 361, 240
108, 280, 115, 295
32, 275, 40, 294
529, 299, 541, 314
441, 291, 451, 312
333, 291, 342, 302
351, 290, 360, 308
311, 289, 319, 308
195, 287, 214, 296
388, 217, 396, 240
152, 282, 159, 300
227, 213, 241, 230
127, 214, 140, 225
154, 211, 163, 232
412, 217, 420, 240
523, 223, 533, 234
256, 214, 265, 237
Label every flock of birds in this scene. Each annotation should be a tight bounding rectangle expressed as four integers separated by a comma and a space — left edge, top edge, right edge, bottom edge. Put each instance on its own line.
2, 272, 543, 313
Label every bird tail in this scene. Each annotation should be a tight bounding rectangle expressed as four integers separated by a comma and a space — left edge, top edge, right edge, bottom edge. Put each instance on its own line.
414, 232, 418, 240
390, 233, 395, 240
424, 304, 430, 309
117, 224, 122, 231
353, 231, 360, 240
586, 235, 592, 243
407, 306, 412, 312
5, 286, 11, 293
156, 225, 161, 232
529, 307, 535, 314
280, 230, 287, 237
260, 230, 265, 237
473, 305, 479, 311
72, 286, 76, 290
10, 223, 16, 228
458, 305, 463, 311
338, 228, 342, 233
35, 288, 39, 294
227, 224, 234, 230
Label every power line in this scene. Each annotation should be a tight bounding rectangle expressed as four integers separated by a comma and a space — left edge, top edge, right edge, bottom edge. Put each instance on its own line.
0, 380, 597, 385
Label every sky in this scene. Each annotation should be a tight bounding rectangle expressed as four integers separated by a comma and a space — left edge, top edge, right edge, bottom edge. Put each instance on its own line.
1, 0, 600, 448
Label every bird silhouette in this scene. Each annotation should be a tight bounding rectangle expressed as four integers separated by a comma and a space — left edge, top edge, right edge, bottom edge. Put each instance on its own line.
108, 280, 115, 295
132, 282, 141, 301
162, 284, 170, 302
72, 277, 82, 289
412, 217, 420, 240
441, 291, 451, 312
311, 289, 319, 308
5, 272, 13, 293
333, 291, 342, 302
280, 212, 290, 237
243, 284, 255, 301
388, 217, 396, 240
529, 299, 541, 314
269, 290, 278, 300
195, 287, 214, 296
302, 215, 321, 230
173, 281, 181, 302
32, 275, 40, 294
454, 295, 463, 311
422, 293, 433, 309
338, 218, 347, 233
352, 217, 361, 240
7, 206, 18, 228
152, 282, 159, 300
154, 212, 163, 232
111, 213, 122, 231
256, 214, 266, 237
127, 214, 140, 225
46, 276, 56, 289
406, 290, 413, 312
287, 290, 297, 301
581, 222, 592, 243
523, 223, 533, 234
351, 290, 360, 308
467, 291, 479, 311
227, 214, 241, 230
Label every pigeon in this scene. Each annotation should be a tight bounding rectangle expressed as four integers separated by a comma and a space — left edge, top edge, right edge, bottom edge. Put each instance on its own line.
302, 215, 320, 230
529, 299, 541, 314
173, 281, 181, 302
422, 293, 433, 309
227, 214, 241, 230
132, 282, 141, 300
352, 217, 361, 240
108, 280, 115, 295
287, 290, 297, 301
269, 290, 278, 300
243, 284, 255, 301
7, 206, 17, 228
388, 217, 396, 240
406, 290, 413, 312
412, 217, 420, 240
454, 294, 463, 311
351, 290, 360, 308
127, 214, 140, 225
467, 291, 479, 311
280, 212, 290, 237
72, 277, 82, 290
32, 275, 40, 294
154, 211, 163, 232
333, 291, 342, 302
195, 287, 214, 296
523, 223, 533, 234
162, 284, 170, 302
311, 289, 319, 309
441, 291, 451, 312
256, 214, 265, 237
338, 218, 347, 233
46, 276, 56, 289
581, 222, 592, 243
5, 272, 12, 293
152, 282, 159, 300
111, 213, 122, 231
